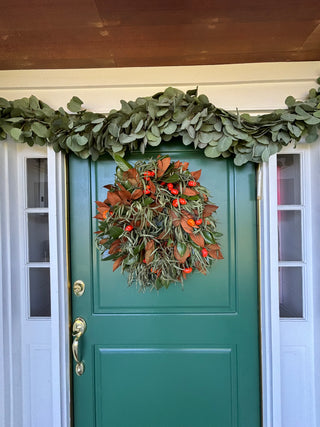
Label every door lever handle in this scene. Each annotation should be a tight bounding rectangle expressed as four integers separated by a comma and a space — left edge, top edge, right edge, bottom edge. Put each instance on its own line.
72, 317, 87, 376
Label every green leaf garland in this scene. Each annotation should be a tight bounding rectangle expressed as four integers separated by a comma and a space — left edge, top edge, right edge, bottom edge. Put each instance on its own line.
1, 79, 320, 164
94, 156, 223, 291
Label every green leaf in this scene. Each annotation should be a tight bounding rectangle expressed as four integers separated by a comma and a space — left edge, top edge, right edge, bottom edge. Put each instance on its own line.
31, 122, 49, 138
162, 174, 180, 183
113, 154, 133, 171
261, 147, 270, 162
177, 242, 187, 256
0, 97, 10, 108
67, 96, 84, 113
73, 134, 88, 146
12, 98, 29, 110
186, 88, 198, 96
295, 105, 311, 119
10, 127, 22, 141
285, 96, 296, 107
146, 131, 161, 146
92, 122, 104, 133
108, 122, 119, 138
305, 116, 320, 125
29, 95, 40, 110
119, 133, 137, 144
151, 125, 160, 137
199, 132, 214, 144
6, 117, 24, 123
108, 227, 124, 239
217, 135, 233, 152
163, 122, 177, 135
203, 231, 216, 244
141, 197, 154, 206
234, 153, 251, 166
182, 132, 193, 145
204, 146, 221, 158
198, 94, 209, 104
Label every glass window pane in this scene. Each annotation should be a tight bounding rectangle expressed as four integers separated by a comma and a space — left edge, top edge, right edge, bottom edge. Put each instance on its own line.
279, 267, 303, 318
27, 158, 48, 208
28, 213, 50, 262
277, 154, 301, 205
29, 268, 51, 317
278, 210, 302, 261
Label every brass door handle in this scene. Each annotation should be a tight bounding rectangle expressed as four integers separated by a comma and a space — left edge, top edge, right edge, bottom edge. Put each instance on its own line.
72, 317, 87, 376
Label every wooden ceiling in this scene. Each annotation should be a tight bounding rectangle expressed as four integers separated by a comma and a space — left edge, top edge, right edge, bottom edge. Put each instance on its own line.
0, 0, 319, 70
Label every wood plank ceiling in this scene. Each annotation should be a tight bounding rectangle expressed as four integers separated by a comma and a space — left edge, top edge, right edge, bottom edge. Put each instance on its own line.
0, 0, 319, 70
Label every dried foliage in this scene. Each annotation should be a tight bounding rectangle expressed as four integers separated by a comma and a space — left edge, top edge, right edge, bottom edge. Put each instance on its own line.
95, 156, 223, 291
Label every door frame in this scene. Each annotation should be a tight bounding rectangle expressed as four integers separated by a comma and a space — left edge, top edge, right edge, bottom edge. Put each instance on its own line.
1, 63, 320, 426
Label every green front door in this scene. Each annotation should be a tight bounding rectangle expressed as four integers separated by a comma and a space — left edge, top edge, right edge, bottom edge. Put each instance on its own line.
70, 147, 261, 427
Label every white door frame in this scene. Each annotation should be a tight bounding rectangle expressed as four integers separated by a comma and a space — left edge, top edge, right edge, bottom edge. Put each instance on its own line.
1, 63, 320, 426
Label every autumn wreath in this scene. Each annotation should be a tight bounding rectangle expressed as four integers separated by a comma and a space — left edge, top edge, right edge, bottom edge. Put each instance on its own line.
94, 155, 223, 291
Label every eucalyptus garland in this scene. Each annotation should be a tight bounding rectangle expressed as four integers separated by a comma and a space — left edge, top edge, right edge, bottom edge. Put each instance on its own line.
94, 155, 223, 291
0, 79, 320, 166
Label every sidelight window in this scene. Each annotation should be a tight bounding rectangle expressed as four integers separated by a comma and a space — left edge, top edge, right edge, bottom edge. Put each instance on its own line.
277, 153, 304, 318
25, 158, 51, 318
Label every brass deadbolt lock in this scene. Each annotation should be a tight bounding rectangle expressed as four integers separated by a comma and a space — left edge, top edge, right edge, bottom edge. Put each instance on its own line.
73, 280, 85, 297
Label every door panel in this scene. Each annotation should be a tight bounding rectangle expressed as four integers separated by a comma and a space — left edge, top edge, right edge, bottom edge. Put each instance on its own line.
70, 147, 260, 427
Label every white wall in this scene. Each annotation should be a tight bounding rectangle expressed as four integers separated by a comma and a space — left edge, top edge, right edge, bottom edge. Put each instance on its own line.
1, 62, 320, 427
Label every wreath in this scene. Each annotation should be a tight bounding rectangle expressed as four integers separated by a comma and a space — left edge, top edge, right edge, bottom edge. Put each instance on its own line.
94, 155, 223, 291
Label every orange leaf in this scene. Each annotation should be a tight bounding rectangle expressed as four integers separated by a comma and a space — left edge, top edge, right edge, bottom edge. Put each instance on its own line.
97, 206, 110, 215
109, 239, 121, 254
117, 184, 131, 200
96, 201, 109, 208
107, 191, 122, 206
158, 230, 170, 239
113, 256, 125, 272
116, 190, 130, 205
94, 213, 106, 220
189, 232, 205, 247
181, 210, 193, 219
169, 210, 181, 227
203, 204, 218, 217
174, 161, 189, 171
180, 218, 194, 234
174, 245, 191, 263
207, 244, 224, 259
145, 240, 155, 264
183, 188, 198, 196
131, 189, 144, 200
100, 239, 107, 245
191, 169, 202, 180
148, 180, 156, 194
123, 168, 141, 186
157, 157, 171, 178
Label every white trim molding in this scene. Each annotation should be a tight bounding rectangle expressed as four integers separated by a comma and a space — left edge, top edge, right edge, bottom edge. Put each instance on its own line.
0, 142, 69, 427
1, 62, 320, 426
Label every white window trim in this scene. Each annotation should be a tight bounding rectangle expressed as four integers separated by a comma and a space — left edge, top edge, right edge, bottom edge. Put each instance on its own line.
260, 159, 282, 427
47, 148, 70, 427
261, 141, 320, 427
0, 143, 70, 427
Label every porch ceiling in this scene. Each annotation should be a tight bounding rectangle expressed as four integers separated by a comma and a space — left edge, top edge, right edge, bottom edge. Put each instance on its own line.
0, 0, 319, 70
